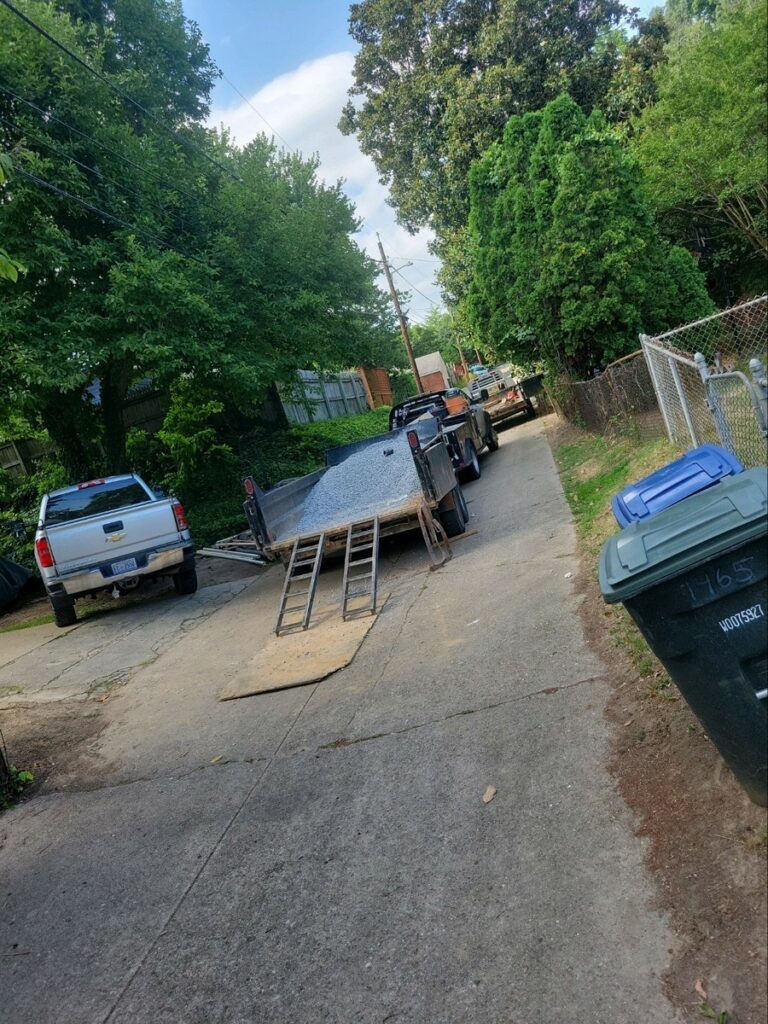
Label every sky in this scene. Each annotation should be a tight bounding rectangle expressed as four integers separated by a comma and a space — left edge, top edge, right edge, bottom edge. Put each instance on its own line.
182, 1, 658, 322
183, 0, 443, 323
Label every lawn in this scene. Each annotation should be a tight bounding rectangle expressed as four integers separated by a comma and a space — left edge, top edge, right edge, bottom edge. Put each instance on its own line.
552, 426, 679, 687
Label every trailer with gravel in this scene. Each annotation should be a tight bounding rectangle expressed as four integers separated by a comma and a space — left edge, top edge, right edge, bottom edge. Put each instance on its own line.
241, 424, 469, 632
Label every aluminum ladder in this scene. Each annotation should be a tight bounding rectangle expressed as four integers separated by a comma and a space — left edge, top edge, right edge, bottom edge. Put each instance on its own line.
275, 533, 325, 635
341, 517, 380, 620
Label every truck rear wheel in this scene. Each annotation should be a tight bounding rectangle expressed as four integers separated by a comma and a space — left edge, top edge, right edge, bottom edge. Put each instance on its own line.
438, 485, 467, 537
50, 595, 77, 628
460, 440, 482, 482
485, 427, 499, 452
173, 565, 198, 595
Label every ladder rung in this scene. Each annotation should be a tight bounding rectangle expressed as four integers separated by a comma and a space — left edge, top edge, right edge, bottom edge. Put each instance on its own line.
348, 556, 374, 566
347, 571, 373, 581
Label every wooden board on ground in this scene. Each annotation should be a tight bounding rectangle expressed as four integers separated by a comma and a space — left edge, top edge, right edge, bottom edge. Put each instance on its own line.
218, 595, 388, 701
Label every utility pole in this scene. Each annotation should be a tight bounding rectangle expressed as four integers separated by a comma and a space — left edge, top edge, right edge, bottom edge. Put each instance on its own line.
377, 234, 424, 393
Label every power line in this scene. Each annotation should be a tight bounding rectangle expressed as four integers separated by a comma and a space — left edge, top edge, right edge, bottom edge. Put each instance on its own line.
0, 0, 239, 181
0, 112, 167, 216
393, 267, 440, 308
0, 82, 199, 202
15, 168, 213, 268
219, 72, 291, 150
390, 255, 441, 264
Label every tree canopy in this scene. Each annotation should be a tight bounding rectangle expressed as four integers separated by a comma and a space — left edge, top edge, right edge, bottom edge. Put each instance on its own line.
465, 95, 713, 376
341, 0, 629, 251
632, 0, 767, 259
0, 0, 394, 475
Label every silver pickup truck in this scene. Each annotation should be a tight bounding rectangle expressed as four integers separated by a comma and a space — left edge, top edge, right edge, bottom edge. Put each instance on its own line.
34, 474, 196, 626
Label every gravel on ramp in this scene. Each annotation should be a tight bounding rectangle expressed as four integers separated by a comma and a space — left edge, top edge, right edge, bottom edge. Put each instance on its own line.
296, 434, 422, 536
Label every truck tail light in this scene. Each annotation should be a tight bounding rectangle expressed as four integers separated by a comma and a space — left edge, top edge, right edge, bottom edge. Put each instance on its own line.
407, 430, 421, 452
35, 537, 55, 568
172, 501, 189, 531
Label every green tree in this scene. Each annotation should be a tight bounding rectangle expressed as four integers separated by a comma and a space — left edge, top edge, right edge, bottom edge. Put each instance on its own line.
0, 153, 24, 281
465, 95, 713, 375
409, 309, 462, 365
632, 0, 768, 259
0, 0, 393, 476
340, 0, 628, 269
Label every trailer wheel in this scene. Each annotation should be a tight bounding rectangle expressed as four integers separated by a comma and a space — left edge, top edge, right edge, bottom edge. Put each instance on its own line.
460, 440, 482, 482
485, 426, 499, 452
438, 485, 467, 537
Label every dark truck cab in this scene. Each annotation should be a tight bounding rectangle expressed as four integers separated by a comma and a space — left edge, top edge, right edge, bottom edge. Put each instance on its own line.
388, 389, 498, 481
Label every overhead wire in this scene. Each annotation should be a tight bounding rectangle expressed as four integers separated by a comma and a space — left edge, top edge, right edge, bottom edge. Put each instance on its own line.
394, 266, 440, 307
0, 112, 169, 216
14, 168, 214, 268
218, 71, 291, 149
0, 82, 199, 202
0, 0, 240, 180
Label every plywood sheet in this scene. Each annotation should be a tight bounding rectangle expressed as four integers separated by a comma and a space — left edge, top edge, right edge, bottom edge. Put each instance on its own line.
218, 596, 387, 701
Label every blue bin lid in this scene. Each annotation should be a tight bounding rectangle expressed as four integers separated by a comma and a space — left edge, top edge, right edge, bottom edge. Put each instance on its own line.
601, 467, 767, 603
611, 444, 744, 527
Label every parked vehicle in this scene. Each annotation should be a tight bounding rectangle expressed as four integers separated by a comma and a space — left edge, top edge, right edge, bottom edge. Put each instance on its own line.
34, 474, 196, 626
388, 388, 499, 482
242, 422, 469, 565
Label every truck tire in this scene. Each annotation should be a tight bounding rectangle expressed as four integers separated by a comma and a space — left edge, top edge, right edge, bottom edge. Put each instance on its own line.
485, 426, 499, 452
173, 565, 198, 596
456, 484, 469, 523
460, 440, 482, 482
50, 595, 77, 628
438, 485, 467, 537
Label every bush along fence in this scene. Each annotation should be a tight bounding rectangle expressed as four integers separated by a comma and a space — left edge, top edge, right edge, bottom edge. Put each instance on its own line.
550, 295, 768, 467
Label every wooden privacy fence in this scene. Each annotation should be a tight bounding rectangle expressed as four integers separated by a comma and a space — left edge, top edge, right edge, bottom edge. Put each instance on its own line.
358, 366, 393, 408
279, 369, 376, 424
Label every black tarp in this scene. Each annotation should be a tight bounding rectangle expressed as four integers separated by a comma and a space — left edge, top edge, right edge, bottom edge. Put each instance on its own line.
0, 556, 33, 609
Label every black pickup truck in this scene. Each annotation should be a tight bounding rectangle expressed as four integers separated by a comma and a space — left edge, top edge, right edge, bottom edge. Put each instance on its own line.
388, 388, 499, 481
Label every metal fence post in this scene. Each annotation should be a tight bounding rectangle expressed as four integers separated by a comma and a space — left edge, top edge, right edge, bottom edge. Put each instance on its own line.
694, 351, 735, 453
749, 357, 768, 436
641, 335, 674, 441
669, 355, 699, 447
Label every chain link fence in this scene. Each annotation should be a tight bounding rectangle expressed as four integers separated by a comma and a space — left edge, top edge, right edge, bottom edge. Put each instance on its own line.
550, 296, 767, 468
642, 295, 767, 467
549, 350, 667, 441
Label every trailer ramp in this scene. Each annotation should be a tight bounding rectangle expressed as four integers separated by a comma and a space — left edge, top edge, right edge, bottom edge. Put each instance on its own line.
341, 517, 380, 620
275, 533, 325, 635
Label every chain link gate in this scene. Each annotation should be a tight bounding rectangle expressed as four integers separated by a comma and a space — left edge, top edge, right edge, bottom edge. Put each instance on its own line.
642, 296, 768, 467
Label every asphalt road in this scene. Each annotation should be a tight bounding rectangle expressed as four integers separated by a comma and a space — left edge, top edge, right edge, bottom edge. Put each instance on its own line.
0, 417, 682, 1024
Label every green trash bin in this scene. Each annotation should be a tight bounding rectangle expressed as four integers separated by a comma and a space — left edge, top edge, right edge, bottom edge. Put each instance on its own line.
599, 467, 768, 805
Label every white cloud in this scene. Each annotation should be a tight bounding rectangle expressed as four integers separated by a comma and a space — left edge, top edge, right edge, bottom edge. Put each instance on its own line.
209, 52, 443, 321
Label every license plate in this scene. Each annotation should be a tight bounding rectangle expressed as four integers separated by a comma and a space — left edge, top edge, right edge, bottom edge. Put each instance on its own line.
111, 557, 138, 575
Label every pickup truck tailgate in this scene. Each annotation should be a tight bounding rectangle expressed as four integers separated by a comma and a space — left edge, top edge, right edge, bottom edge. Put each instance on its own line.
46, 501, 181, 574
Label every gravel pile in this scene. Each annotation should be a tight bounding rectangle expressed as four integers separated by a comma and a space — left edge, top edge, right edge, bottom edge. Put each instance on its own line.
296, 434, 422, 536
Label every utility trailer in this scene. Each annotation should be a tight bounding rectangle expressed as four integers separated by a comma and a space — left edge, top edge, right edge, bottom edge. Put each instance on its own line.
242, 424, 468, 634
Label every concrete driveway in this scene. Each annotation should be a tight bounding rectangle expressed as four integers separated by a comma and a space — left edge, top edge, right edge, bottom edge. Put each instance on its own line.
0, 418, 681, 1024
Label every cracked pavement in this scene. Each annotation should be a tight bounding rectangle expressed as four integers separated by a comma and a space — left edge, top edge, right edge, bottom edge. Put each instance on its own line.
0, 417, 683, 1024
0, 578, 254, 704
